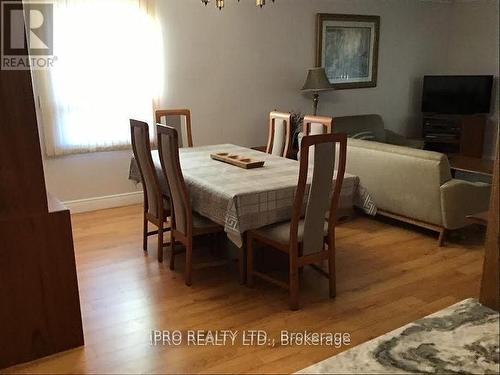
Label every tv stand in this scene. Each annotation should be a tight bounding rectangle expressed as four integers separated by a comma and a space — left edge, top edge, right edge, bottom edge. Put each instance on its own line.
422, 114, 485, 157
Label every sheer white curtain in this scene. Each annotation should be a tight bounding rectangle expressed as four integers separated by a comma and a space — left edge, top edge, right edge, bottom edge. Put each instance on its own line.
33, 0, 162, 156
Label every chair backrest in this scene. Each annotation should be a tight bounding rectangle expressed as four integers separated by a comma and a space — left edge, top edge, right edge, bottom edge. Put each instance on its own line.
157, 124, 191, 236
130, 119, 162, 218
302, 115, 334, 162
291, 133, 347, 255
266, 111, 292, 157
303, 115, 333, 136
155, 109, 193, 148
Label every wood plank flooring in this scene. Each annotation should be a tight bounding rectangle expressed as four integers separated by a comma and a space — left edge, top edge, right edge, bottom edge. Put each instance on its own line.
4, 205, 485, 374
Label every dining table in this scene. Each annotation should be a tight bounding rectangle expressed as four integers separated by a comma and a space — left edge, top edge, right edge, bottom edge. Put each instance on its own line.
129, 144, 376, 247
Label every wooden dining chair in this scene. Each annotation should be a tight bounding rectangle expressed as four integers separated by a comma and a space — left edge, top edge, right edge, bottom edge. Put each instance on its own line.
157, 124, 224, 286
130, 119, 171, 263
303, 115, 333, 135
155, 109, 194, 148
266, 111, 292, 157
301, 115, 334, 162
247, 133, 347, 310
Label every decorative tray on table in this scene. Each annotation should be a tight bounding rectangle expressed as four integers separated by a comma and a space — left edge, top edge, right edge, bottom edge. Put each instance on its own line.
210, 152, 265, 169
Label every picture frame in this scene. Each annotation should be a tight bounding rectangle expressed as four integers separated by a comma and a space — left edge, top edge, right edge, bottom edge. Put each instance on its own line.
316, 13, 380, 90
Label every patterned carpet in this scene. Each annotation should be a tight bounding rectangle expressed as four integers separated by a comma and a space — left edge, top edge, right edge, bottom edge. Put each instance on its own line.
298, 299, 499, 374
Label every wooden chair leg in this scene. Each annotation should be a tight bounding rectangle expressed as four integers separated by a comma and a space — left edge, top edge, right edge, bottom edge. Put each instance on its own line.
328, 242, 336, 299
247, 234, 254, 287
298, 245, 304, 277
143, 215, 148, 252
169, 233, 175, 270
215, 232, 222, 254
185, 241, 193, 286
289, 267, 299, 311
289, 253, 299, 310
210, 233, 217, 255
157, 222, 164, 263
438, 228, 447, 247
239, 234, 247, 285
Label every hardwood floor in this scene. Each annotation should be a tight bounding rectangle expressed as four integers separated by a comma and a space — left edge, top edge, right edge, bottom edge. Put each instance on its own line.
4, 205, 485, 374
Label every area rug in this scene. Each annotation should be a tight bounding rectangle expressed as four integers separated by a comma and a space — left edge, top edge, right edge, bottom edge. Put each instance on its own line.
297, 298, 499, 374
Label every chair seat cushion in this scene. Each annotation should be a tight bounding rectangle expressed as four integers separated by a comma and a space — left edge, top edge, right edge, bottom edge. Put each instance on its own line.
192, 212, 221, 231
253, 219, 329, 245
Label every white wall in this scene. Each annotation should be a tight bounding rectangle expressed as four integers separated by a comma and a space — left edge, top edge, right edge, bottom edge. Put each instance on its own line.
42, 150, 141, 200
42, 0, 498, 204
157, 0, 452, 145
38, 110, 142, 203
446, 0, 499, 159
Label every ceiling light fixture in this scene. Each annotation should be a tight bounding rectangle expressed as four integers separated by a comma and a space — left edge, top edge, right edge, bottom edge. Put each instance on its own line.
201, 0, 275, 10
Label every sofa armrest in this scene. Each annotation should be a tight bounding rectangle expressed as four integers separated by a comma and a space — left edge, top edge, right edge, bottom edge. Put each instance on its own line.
440, 179, 491, 229
385, 129, 424, 149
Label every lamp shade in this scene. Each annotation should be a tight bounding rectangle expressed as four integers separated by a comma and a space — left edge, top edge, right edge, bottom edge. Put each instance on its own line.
301, 67, 333, 92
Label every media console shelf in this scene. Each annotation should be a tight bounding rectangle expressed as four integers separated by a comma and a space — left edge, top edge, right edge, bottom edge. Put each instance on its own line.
422, 114, 485, 158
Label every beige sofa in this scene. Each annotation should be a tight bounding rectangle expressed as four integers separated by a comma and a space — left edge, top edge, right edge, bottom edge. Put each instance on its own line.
346, 138, 491, 245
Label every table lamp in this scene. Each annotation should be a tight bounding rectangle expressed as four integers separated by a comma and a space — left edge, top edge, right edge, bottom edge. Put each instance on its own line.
301, 67, 334, 115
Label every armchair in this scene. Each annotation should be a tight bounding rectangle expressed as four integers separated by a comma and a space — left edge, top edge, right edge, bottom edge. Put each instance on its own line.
440, 179, 492, 230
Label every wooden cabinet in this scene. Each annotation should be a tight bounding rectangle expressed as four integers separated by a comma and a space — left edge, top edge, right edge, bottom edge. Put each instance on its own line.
0, 1, 84, 368
480, 143, 499, 311
423, 114, 485, 157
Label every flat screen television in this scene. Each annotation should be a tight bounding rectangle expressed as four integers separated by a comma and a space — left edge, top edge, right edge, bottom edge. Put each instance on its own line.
421, 75, 493, 114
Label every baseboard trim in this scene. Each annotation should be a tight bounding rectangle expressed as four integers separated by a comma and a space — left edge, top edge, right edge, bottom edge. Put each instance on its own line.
63, 191, 143, 214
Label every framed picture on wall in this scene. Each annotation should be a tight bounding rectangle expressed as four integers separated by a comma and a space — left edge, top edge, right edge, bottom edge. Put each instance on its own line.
316, 13, 380, 90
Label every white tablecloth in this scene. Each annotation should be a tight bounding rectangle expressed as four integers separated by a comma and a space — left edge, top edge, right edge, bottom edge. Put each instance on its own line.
130, 144, 376, 246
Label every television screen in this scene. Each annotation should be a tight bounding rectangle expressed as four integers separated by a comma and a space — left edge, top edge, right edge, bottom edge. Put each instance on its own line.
422, 75, 493, 114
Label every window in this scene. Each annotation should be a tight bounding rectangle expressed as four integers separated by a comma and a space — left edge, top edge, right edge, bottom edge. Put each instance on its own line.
33, 0, 162, 156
